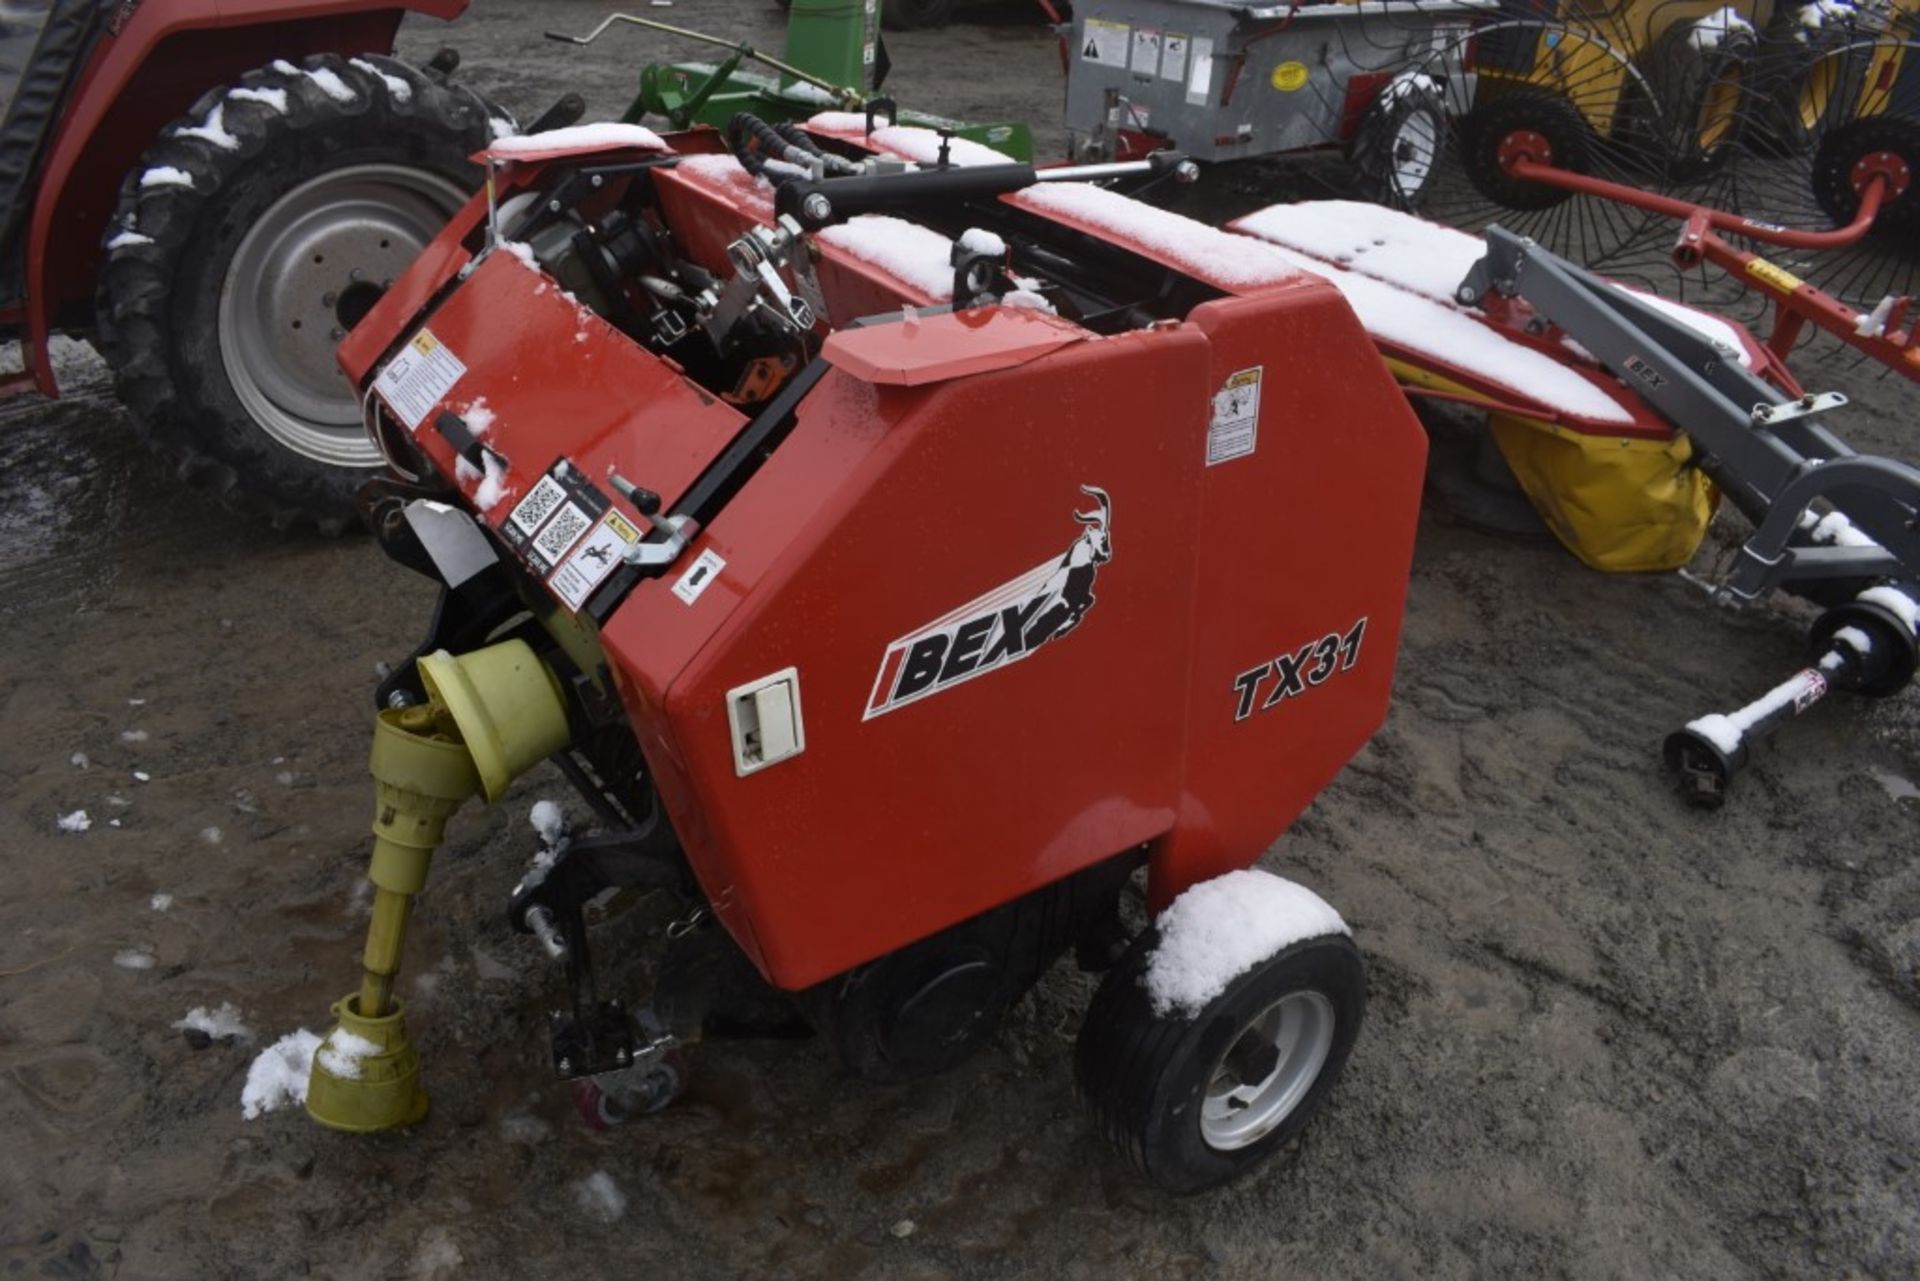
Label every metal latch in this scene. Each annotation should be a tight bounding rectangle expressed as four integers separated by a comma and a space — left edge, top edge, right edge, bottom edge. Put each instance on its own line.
726, 668, 806, 776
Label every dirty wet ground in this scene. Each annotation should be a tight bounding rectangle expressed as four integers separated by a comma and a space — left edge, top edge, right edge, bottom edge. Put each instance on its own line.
5, 1, 1920, 1276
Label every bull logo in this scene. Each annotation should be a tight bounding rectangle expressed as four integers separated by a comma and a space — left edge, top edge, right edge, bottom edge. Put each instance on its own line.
864, 485, 1113, 720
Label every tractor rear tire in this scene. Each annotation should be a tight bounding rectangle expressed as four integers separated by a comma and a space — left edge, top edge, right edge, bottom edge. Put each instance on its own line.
97, 54, 503, 531
1075, 929, 1365, 1193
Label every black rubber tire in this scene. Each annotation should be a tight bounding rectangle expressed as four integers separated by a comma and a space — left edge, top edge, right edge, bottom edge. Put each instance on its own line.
1811, 112, 1920, 236
881, 0, 954, 31
1075, 929, 1365, 1194
1350, 84, 1445, 210
1642, 19, 1754, 180
1457, 88, 1595, 212
97, 54, 501, 532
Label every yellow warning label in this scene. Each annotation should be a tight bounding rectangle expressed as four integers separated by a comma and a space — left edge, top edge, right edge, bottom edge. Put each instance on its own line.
1270, 60, 1309, 91
603, 510, 642, 544
409, 330, 441, 356
1746, 258, 1803, 294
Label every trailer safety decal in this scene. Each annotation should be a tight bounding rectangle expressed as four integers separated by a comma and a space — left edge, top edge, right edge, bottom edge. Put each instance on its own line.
1161, 33, 1190, 83
374, 329, 467, 429
672, 549, 726, 605
1083, 18, 1129, 65
1231, 617, 1369, 722
1130, 28, 1162, 75
865, 486, 1112, 720
1207, 367, 1263, 465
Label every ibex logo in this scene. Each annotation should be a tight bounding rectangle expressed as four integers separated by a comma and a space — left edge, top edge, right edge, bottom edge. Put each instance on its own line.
864, 486, 1112, 720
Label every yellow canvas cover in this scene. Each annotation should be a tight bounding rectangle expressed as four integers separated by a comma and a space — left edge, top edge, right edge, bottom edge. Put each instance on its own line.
1490, 413, 1717, 572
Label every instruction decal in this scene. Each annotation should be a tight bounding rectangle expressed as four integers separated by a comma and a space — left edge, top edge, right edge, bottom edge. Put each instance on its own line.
1083, 17, 1129, 64
1161, 33, 1190, 83
1746, 258, 1803, 294
1232, 618, 1369, 722
551, 509, 642, 611
865, 486, 1112, 720
1207, 366, 1263, 466
671, 548, 727, 605
1130, 28, 1162, 75
1187, 36, 1214, 104
374, 329, 467, 430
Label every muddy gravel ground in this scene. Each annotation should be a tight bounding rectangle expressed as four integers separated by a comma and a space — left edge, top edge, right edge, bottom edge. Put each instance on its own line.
5, 1, 1920, 1276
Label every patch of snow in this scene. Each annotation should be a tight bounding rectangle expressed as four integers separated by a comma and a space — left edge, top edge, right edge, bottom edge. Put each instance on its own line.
201, 826, 222, 846
530, 799, 567, 846
891, 1219, 917, 1238
489, 116, 517, 141
129, 698, 146, 706
70, 751, 89, 769
473, 451, 511, 513
819, 215, 957, 301
500, 1111, 552, 1143
1001, 288, 1056, 314
175, 102, 239, 150
489, 123, 667, 156
140, 166, 194, 191
1871, 768, 1920, 803
150, 893, 174, 912
302, 65, 357, 104
228, 85, 289, 114
574, 1171, 627, 1222
1685, 665, 1832, 754
1858, 584, 1918, 633
106, 229, 153, 250
806, 113, 1015, 166
1616, 285, 1755, 369
671, 153, 776, 218
315, 1027, 381, 1080
462, 397, 495, 436
1690, 6, 1756, 50
175, 1002, 253, 1041
779, 79, 843, 106
1808, 509, 1877, 548
496, 239, 540, 273
1143, 869, 1349, 1017
1235, 199, 1482, 302
1797, 0, 1862, 34
957, 227, 1007, 258
121, 728, 147, 743
349, 57, 413, 103
1379, 69, 1439, 106
1018, 182, 1305, 290
132, 770, 151, 783
276, 770, 295, 786
113, 948, 154, 970
1855, 294, 1895, 338
1830, 625, 1874, 658
106, 793, 130, 808
241, 1028, 322, 1118
57, 809, 91, 833
1250, 235, 1634, 423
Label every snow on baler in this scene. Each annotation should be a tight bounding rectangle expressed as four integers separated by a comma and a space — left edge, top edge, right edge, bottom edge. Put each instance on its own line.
303, 120, 1425, 1189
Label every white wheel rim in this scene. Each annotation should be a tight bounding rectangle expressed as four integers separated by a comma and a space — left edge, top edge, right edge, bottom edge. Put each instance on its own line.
1199, 990, 1336, 1152
1391, 109, 1439, 200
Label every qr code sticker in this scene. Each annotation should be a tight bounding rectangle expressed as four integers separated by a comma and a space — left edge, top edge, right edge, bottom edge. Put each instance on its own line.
509, 475, 567, 538
534, 501, 592, 563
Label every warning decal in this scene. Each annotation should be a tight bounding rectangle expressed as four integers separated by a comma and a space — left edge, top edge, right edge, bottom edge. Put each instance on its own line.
1207, 366, 1262, 466
1187, 36, 1215, 104
374, 329, 467, 430
1083, 18, 1129, 64
508, 474, 568, 538
551, 509, 642, 611
1130, 28, 1162, 75
1161, 33, 1190, 82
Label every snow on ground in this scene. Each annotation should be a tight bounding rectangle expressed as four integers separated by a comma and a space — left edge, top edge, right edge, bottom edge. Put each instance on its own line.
113, 949, 154, 970
57, 809, 89, 832
819, 216, 957, 301
349, 57, 413, 102
69, 751, 88, 769
174, 103, 239, 151
1015, 182, 1305, 290
573, 1171, 627, 1222
241, 1029, 322, 1118
174, 1002, 253, 1042
200, 826, 222, 846
1144, 869, 1349, 1017
150, 893, 173, 912
121, 729, 147, 742
530, 799, 567, 846
489, 123, 667, 156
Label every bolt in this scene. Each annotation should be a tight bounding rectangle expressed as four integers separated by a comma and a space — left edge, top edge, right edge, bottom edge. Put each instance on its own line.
349, 268, 362, 282
558, 1057, 572, 1074
616, 1048, 629, 1064
323, 291, 337, 306
548, 199, 563, 212
591, 174, 604, 188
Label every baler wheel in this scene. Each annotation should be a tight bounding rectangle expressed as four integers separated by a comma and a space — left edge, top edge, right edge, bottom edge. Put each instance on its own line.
96, 54, 502, 531
1075, 931, 1365, 1193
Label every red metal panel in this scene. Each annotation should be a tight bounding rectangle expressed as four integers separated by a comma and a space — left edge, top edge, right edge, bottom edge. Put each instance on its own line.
821, 306, 1086, 385
613, 327, 1212, 990
1149, 286, 1427, 908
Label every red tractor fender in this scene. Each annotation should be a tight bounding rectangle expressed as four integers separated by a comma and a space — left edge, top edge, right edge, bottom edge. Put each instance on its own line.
17, 0, 470, 398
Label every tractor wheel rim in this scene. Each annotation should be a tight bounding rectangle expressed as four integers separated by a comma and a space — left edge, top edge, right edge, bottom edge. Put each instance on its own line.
218, 163, 467, 468
1199, 989, 1335, 1152
1391, 109, 1439, 200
